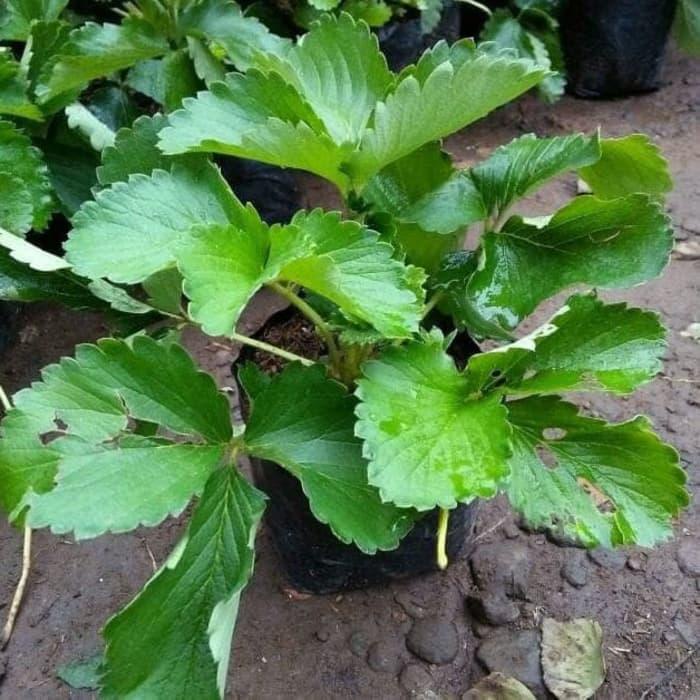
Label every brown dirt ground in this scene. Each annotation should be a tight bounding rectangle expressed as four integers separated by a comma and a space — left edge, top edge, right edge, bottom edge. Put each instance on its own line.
0, 49, 698, 699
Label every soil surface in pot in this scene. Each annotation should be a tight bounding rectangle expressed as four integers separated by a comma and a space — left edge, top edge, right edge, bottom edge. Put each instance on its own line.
1, 49, 699, 699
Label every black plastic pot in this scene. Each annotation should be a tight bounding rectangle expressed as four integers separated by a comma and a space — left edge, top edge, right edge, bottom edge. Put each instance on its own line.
237, 308, 479, 594
561, 0, 677, 98
216, 157, 301, 225
377, 2, 461, 71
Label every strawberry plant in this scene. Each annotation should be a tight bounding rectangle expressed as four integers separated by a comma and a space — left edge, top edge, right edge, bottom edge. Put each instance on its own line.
0, 15, 688, 697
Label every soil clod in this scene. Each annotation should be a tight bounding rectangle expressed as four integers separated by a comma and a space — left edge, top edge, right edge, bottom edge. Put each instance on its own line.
677, 538, 700, 577
399, 663, 434, 695
405, 618, 460, 665
587, 548, 627, 571
367, 640, 402, 674
561, 551, 590, 588
470, 542, 531, 599
466, 593, 520, 626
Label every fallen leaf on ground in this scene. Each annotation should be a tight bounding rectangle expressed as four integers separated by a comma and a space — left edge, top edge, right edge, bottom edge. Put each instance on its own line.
463, 672, 536, 699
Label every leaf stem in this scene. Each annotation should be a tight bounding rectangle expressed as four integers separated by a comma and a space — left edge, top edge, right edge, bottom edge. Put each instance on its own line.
0, 384, 32, 650
230, 332, 315, 367
268, 282, 342, 368
436, 507, 450, 570
423, 290, 445, 319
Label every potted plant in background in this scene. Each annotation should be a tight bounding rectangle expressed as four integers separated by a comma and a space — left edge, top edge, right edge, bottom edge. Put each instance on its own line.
0, 15, 688, 697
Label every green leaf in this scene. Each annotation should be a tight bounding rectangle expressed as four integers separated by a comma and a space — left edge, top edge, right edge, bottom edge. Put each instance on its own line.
142, 267, 184, 314
465, 293, 666, 396
179, 0, 292, 72
56, 653, 103, 690
342, 0, 392, 27
578, 134, 673, 200
0, 174, 33, 235
159, 69, 349, 190
102, 467, 265, 699
466, 194, 673, 331
674, 0, 700, 53
35, 18, 169, 105
0, 49, 43, 121
470, 132, 601, 220
505, 395, 687, 548
186, 36, 226, 85
352, 43, 547, 181
177, 209, 424, 339
0, 337, 231, 520
243, 362, 417, 553
26, 439, 226, 538
0, 0, 67, 40
355, 330, 512, 509
264, 13, 392, 145
66, 162, 245, 283
275, 210, 424, 338
127, 50, 200, 111
0, 120, 53, 233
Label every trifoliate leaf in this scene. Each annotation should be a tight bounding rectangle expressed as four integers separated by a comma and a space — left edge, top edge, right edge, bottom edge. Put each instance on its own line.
352, 44, 547, 181
467, 194, 673, 331
0, 49, 43, 121
35, 18, 168, 105
465, 294, 666, 396
0, 120, 54, 232
268, 13, 392, 144
158, 70, 349, 190
505, 396, 688, 548
178, 0, 291, 72
0, 0, 67, 40
0, 337, 232, 523
102, 467, 265, 699
66, 161, 247, 283
541, 618, 605, 700
470, 132, 601, 221
276, 210, 424, 338
243, 362, 417, 553
578, 134, 673, 200
355, 331, 512, 510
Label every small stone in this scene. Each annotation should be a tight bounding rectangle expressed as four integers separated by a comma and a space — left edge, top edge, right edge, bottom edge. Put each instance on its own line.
476, 629, 545, 697
406, 618, 460, 665
673, 615, 699, 646
502, 521, 520, 539
466, 593, 520, 626
349, 630, 371, 658
677, 538, 700, 577
395, 590, 427, 618
315, 627, 331, 642
561, 551, 589, 588
367, 641, 402, 674
626, 552, 647, 571
399, 663, 434, 695
587, 548, 626, 571
470, 542, 531, 599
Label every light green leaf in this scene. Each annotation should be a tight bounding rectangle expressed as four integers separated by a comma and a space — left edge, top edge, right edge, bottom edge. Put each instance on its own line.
505, 395, 687, 548
578, 134, 673, 200
179, 0, 291, 72
142, 267, 184, 314
465, 294, 666, 396
275, 210, 424, 338
158, 70, 349, 190
268, 13, 392, 144
352, 43, 547, 181
102, 467, 265, 699
0, 120, 53, 232
342, 0, 392, 27
243, 362, 417, 553
355, 331, 512, 509
186, 36, 226, 85
26, 440, 225, 538
464, 673, 536, 700
541, 618, 605, 700
66, 162, 246, 283
177, 221, 273, 336
470, 132, 601, 220
0, 49, 43, 121
0, 228, 68, 271
0, 337, 231, 520
0, 174, 33, 235
467, 194, 673, 331
35, 18, 169, 104
0, 0, 67, 40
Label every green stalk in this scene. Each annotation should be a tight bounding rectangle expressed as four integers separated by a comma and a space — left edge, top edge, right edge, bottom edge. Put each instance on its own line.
229, 331, 314, 367
436, 507, 450, 570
